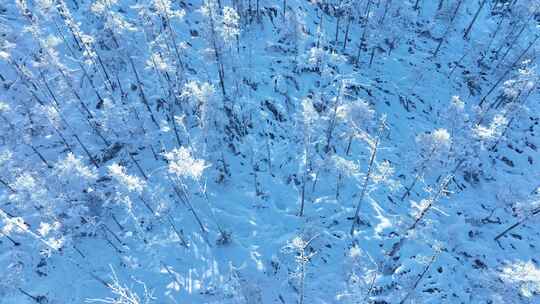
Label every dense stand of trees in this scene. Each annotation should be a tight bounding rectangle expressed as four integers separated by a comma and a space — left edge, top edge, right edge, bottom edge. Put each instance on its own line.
0, 0, 538, 303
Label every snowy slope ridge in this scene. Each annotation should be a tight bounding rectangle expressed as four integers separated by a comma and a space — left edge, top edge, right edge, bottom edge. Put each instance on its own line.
0, 0, 539, 303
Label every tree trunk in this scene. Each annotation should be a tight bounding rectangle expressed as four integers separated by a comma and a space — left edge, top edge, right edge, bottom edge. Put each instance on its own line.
0, 178, 16, 193
437, 0, 444, 11
334, 14, 341, 48
299, 172, 306, 216
356, 0, 372, 64
29, 144, 52, 168
448, 51, 467, 78
342, 15, 352, 51
495, 19, 531, 67
379, 0, 392, 24
173, 184, 208, 235
125, 52, 160, 129
481, 17, 504, 61
450, 0, 464, 23
479, 35, 538, 107
369, 47, 376, 67
324, 83, 343, 153
316, 13, 324, 49
463, 0, 487, 39
399, 255, 437, 304
350, 121, 385, 235
413, 0, 421, 10
494, 207, 540, 241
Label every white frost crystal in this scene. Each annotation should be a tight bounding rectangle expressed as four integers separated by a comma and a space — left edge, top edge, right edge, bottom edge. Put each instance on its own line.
164, 147, 209, 180
108, 163, 146, 194
501, 261, 540, 298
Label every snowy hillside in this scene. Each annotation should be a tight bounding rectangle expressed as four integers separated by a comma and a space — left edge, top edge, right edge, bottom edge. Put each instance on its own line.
0, 0, 539, 303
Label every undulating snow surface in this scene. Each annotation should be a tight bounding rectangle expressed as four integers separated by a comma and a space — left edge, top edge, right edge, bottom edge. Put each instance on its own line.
0, 0, 539, 303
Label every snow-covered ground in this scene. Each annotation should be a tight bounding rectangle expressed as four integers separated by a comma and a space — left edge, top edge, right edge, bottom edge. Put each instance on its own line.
0, 0, 539, 303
